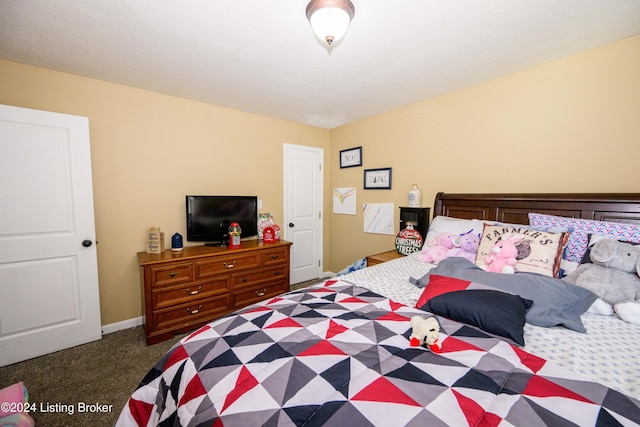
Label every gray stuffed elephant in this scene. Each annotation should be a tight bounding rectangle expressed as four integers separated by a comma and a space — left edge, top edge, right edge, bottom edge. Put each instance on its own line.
564, 237, 640, 324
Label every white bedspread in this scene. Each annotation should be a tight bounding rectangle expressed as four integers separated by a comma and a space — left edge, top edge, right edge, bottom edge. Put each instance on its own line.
340, 252, 640, 400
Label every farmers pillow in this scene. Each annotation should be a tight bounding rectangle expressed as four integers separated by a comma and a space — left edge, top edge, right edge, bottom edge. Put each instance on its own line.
475, 224, 569, 277
410, 257, 598, 332
528, 213, 640, 263
416, 274, 532, 345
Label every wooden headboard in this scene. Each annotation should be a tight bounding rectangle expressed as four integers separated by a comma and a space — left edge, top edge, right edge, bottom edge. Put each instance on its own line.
433, 192, 640, 225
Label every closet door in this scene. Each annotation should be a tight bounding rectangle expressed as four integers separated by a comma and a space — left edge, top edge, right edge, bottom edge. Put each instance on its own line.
0, 104, 101, 367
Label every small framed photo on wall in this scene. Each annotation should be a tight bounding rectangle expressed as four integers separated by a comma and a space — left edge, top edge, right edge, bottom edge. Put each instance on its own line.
364, 167, 392, 189
339, 146, 362, 168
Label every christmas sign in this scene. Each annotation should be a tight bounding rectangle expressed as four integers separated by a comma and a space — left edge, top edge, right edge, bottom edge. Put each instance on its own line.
395, 225, 423, 255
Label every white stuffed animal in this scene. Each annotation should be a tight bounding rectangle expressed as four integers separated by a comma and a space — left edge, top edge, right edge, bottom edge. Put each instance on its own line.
409, 315, 442, 352
564, 238, 640, 324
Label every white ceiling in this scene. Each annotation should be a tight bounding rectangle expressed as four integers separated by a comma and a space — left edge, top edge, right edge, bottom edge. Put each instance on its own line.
1, 1, 640, 129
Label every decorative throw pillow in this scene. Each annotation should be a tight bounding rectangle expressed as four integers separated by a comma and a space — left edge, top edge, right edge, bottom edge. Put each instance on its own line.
528, 213, 640, 264
415, 274, 532, 346
475, 224, 569, 277
410, 257, 598, 333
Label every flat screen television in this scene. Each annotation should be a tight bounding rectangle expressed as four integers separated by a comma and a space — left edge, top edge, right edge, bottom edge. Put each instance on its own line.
186, 195, 258, 245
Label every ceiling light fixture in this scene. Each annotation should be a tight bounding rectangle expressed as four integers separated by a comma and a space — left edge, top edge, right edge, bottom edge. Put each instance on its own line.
306, 0, 355, 48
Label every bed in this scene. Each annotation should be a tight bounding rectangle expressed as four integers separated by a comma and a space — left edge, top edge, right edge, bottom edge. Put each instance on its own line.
116, 193, 640, 426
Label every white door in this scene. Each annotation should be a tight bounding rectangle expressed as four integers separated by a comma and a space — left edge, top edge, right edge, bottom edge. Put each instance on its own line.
0, 104, 101, 367
283, 144, 323, 284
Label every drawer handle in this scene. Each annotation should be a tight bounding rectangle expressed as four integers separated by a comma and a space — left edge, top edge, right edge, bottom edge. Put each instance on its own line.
273, 271, 280, 276
270, 255, 278, 259
186, 305, 202, 315
223, 260, 237, 269
186, 285, 202, 295
255, 289, 267, 297
166, 272, 178, 278
241, 277, 248, 282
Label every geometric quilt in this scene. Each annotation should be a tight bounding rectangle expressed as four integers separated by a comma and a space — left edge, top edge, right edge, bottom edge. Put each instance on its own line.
115, 279, 640, 426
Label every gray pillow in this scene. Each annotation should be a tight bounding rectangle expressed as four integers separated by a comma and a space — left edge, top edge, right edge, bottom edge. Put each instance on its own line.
410, 257, 597, 333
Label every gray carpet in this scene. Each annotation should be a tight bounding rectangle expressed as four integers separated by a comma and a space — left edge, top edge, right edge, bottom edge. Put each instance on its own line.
0, 280, 322, 426
0, 326, 183, 426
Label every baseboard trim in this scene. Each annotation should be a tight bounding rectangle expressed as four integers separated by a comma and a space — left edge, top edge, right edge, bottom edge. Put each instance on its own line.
321, 271, 336, 278
101, 316, 143, 335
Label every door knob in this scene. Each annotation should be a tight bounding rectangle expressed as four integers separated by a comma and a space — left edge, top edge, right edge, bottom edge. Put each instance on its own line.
289, 223, 295, 228
82, 240, 93, 247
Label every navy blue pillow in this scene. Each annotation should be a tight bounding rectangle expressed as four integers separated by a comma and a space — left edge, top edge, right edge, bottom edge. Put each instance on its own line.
421, 289, 533, 346
411, 257, 597, 332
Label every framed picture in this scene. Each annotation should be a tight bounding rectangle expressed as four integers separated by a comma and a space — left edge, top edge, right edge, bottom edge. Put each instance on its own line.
339, 146, 362, 168
364, 167, 392, 189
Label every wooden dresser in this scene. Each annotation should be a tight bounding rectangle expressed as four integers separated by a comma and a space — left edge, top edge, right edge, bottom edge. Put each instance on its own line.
138, 240, 292, 344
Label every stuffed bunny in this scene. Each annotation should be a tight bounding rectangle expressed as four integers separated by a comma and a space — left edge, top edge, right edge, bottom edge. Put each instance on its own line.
481, 234, 524, 274
564, 237, 640, 324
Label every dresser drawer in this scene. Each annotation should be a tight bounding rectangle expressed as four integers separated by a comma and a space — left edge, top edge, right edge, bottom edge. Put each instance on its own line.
149, 263, 193, 287
261, 247, 288, 267
151, 277, 230, 310
154, 295, 232, 331
232, 279, 288, 308
232, 266, 287, 289
195, 253, 260, 278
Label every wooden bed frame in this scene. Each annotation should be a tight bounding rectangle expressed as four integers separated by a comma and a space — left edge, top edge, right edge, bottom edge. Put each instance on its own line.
433, 192, 640, 225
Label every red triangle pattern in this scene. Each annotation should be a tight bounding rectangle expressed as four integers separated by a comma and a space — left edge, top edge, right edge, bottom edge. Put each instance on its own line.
178, 374, 208, 406
242, 305, 272, 314
128, 398, 154, 426
453, 389, 501, 427
440, 336, 484, 353
184, 325, 211, 342
511, 345, 546, 373
523, 375, 593, 403
352, 377, 420, 406
266, 297, 284, 305
222, 366, 259, 413
326, 319, 348, 339
265, 317, 303, 329
376, 312, 410, 322
299, 340, 347, 356
339, 296, 368, 304
164, 344, 189, 369
323, 279, 339, 287
388, 300, 404, 311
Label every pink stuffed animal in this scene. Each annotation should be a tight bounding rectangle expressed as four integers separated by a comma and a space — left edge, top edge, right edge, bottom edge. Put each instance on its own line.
419, 232, 455, 264
446, 231, 480, 263
482, 235, 524, 274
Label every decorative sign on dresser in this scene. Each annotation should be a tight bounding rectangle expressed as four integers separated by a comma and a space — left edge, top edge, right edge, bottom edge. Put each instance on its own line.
138, 240, 292, 344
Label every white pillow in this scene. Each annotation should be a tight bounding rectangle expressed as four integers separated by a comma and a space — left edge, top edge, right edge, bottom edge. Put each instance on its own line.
424, 216, 486, 248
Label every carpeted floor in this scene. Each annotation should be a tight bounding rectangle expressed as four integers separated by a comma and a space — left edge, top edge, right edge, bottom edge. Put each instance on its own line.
0, 280, 323, 426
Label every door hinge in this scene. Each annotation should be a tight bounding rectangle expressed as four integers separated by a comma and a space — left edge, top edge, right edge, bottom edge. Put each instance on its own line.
318, 212, 322, 219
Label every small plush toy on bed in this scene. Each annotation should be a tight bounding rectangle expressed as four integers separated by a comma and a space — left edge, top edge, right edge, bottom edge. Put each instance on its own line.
482, 234, 524, 274
409, 315, 442, 353
564, 237, 640, 324
419, 232, 455, 264
446, 230, 480, 263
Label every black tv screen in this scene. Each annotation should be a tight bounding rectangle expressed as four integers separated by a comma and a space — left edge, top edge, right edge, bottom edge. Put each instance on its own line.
186, 195, 258, 244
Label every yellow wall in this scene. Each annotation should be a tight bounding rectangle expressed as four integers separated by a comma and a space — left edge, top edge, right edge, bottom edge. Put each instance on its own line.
329, 35, 640, 270
1, 34, 639, 327
0, 60, 330, 326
